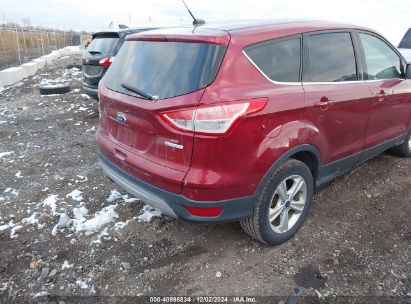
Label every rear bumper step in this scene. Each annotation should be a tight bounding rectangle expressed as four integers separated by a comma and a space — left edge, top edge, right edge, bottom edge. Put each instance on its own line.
98, 151, 255, 223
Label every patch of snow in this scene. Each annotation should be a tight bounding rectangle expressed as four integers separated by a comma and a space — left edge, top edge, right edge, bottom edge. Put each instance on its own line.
78, 107, 88, 111
72, 204, 118, 235
137, 205, 162, 222
22, 212, 44, 229
81, 94, 90, 99
91, 227, 110, 244
0, 151, 13, 158
106, 190, 122, 203
76, 279, 89, 289
42, 194, 59, 215
73, 206, 88, 220
86, 126, 96, 133
61, 260, 74, 270
4, 188, 19, 197
66, 189, 83, 202
33, 291, 48, 298
114, 217, 137, 231
15, 171, 22, 178
51, 224, 59, 236
0, 220, 16, 231
10, 224, 23, 238
122, 194, 139, 203
76, 175, 88, 183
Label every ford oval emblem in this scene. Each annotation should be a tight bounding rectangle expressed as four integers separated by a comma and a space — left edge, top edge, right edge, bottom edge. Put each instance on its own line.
116, 112, 127, 124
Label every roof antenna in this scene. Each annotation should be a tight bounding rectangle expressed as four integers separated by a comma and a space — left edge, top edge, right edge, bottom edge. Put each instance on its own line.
181, 0, 205, 26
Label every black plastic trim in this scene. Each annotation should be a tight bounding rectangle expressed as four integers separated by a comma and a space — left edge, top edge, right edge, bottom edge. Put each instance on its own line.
97, 150, 255, 223
254, 144, 322, 194
82, 84, 99, 101
317, 134, 406, 186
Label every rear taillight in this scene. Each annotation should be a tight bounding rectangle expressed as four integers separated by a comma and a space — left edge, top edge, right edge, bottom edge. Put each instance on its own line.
160, 98, 267, 135
98, 56, 115, 67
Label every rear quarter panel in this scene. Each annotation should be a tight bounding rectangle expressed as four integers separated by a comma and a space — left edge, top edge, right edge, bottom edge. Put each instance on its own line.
182, 36, 310, 201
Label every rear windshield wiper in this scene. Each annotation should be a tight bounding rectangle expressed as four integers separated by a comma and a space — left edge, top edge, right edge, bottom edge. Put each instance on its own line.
121, 83, 157, 101
88, 51, 101, 55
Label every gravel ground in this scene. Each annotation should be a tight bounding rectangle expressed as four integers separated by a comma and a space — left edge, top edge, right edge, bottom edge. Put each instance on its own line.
0, 55, 410, 304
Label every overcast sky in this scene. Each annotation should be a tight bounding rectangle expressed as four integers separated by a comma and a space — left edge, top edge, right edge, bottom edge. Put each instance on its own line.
0, 0, 410, 45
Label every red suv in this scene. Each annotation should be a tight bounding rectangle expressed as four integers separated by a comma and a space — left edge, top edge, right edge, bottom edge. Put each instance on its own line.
96, 20, 411, 245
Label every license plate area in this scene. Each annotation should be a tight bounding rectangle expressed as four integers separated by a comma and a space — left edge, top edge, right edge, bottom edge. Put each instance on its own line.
116, 124, 133, 146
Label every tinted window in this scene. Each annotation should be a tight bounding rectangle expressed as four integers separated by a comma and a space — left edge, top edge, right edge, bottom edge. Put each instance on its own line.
359, 33, 403, 80
306, 33, 357, 82
399, 29, 411, 48
104, 41, 226, 99
87, 36, 119, 54
245, 38, 301, 82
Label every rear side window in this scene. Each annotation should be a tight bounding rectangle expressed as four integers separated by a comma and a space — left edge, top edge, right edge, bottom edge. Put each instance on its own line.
87, 35, 119, 55
359, 33, 403, 80
305, 33, 357, 82
104, 41, 226, 100
399, 29, 411, 48
244, 37, 301, 82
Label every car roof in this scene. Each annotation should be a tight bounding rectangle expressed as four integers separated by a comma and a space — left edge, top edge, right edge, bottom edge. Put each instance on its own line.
201, 19, 368, 32
127, 19, 375, 46
93, 27, 158, 38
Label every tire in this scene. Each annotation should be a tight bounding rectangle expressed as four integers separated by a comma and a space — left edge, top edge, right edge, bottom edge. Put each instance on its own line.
240, 159, 314, 245
390, 129, 411, 157
39, 83, 71, 95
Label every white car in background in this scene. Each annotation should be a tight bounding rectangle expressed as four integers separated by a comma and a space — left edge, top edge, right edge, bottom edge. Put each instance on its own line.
398, 29, 411, 62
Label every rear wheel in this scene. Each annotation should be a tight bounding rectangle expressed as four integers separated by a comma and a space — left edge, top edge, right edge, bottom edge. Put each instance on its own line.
390, 129, 411, 157
240, 159, 313, 245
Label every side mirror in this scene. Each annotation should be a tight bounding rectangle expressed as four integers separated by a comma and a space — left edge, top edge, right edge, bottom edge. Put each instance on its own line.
406, 64, 411, 79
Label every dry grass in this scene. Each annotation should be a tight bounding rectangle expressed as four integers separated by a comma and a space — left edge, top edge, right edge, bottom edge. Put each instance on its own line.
0, 28, 78, 68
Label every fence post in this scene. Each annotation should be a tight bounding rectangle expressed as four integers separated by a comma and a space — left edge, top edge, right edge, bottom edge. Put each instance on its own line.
40, 30, 45, 55
21, 27, 28, 61
0, 27, 9, 68
14, 24, 21, 64
46, 30, 50, 53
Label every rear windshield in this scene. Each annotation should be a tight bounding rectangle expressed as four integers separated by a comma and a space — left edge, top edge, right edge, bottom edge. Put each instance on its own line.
87, 35, 119, 55
103, 41, 226, 100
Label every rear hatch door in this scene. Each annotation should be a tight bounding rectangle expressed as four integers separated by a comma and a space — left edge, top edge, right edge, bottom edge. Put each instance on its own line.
99, 29, 229, 186
82, 32, 120, 86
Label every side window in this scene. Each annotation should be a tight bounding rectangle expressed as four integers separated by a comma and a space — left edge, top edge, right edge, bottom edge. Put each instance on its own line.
245, 37, 301, 82
359, 33, 403, 80
305, 32, 357, 82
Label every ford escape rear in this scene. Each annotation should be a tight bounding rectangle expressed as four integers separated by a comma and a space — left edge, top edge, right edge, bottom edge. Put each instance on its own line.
96, 21, 411, 245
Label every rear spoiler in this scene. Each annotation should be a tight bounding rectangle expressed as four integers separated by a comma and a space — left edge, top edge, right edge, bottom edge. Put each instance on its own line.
126, 34, 230, 45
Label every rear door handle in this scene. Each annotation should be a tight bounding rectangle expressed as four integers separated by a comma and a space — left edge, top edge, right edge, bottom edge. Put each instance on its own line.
314, 99, 333, 111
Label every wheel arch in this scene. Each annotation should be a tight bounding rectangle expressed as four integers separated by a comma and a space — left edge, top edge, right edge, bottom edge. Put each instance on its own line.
254, 144, 322, 196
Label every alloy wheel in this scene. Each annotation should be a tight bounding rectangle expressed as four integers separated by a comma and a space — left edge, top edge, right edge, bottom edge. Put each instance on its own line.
268, 175, 307, 234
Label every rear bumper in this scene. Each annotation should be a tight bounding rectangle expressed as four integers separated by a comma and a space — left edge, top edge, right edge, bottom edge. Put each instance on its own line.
98, 151, 255, 223
82, 83, 99, 101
